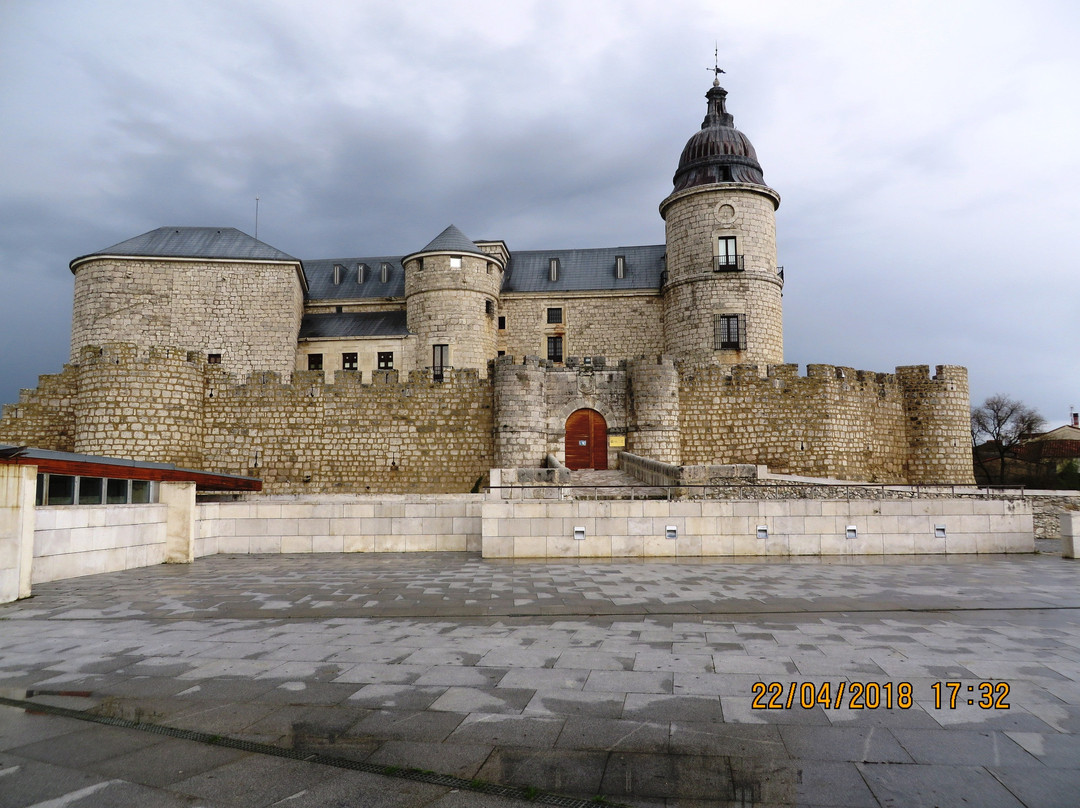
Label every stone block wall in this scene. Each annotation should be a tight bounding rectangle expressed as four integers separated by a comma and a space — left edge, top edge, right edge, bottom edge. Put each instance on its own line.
897, 365, 974, 484
660, 185, 784, 365
0, 366, 78, 452
70, 257, 304, 378
73, 344, 206, 467
627, 356, 680, 463
499, 293, 663, 363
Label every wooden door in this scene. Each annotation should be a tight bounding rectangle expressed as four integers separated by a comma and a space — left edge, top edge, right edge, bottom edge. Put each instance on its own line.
565, 409, 608, 470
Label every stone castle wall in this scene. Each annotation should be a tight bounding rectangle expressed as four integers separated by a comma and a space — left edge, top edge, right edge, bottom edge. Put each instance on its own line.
498, 294, 664, 363
0, 367, 79, 452
679, 362, 975, 484
661, 185, 784, 365
70, 257, 304, 378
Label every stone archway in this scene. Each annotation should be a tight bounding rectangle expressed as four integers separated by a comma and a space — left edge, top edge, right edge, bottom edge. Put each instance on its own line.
565, 408, 608, 470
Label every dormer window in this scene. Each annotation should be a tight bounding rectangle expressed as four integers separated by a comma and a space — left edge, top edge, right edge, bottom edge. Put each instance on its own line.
615, 255, 625, 279
380, 262, 391, 283
549, 258, 559, 282
449, 256, 462, 269
357, 263, 368, 283
333, 263, 345, 285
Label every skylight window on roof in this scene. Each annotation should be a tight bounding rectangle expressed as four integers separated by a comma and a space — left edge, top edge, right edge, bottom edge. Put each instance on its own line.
380, 263, 390, 283
333, 263, 345, 285
615, 255, 625, 279
549, 258, 559, 282
358, 263, 368, 283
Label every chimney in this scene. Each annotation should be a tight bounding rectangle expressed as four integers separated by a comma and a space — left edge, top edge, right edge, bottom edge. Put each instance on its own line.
1072, 411, 1079, 428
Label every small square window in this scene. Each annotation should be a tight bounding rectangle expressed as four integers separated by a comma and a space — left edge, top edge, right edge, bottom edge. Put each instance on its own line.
78, 477, 103, 505
308, 354, 323, 371
547, 307, 563, 324
342, 353, 358, 371
106, 478, 129, 504
207, 353, 222, 364
547, 335, 563, 363
47, 475, 75, 506
131, 480, 152, 504
498, 316, 506, 330
378, 352, 394, 370
449, 256, 462, 269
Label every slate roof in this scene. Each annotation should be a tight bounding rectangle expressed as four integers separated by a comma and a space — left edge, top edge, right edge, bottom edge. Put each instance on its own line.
304, 257, 405, 300
70, 227, 298, 270
416, 224, 487, 256
502, 245, 666, 293
299, 310, 408, 340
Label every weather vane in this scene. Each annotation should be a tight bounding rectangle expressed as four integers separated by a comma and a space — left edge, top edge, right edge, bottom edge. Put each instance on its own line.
709, 44, 725, 80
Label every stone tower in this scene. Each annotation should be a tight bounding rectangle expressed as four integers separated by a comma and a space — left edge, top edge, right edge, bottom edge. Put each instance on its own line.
403, 225, 505, 378
660, 80, 784, 366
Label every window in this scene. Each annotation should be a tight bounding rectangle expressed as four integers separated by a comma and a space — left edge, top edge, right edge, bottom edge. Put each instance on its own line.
498, 316, 506, 330
713, 313, 746, 351
308, 354, 323, 371
549, 258, 559, 282
47, 475, 75, 506
433, 344, 448, 382
335, 306, 343, 313
380, 263, 391, 283
615, 255, 625, 279
547, 307, 563, 324
78, 477, 103, 505
131, 480, 152, 504
378, 352, 394, 370
715, 237, 742, 271
342, 352, 358, 371
358, 263, 368, 283
497, 350, 505, 357
106, 479, 129, 504
333, 263, 345, 284
485, 300, 494, 316
449, 256, 462, 269
547, 335, 563, 363
207, 353, 222, 364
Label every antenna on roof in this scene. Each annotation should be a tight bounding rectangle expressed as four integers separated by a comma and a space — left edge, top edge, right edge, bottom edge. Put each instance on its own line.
254, 195, 260, 240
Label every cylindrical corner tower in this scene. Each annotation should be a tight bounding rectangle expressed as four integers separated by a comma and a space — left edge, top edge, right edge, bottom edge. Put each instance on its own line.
660, 80, 783, 367
403, 225, 504, 378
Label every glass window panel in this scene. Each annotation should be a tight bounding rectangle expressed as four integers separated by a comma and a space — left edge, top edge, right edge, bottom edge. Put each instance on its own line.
47, 475, 75, 506
106, 478, 129, 504
131, 480, 151, 504
78, 477, 103, 505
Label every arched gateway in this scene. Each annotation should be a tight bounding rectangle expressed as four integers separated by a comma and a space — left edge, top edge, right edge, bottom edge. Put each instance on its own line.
564, 408, 608, 470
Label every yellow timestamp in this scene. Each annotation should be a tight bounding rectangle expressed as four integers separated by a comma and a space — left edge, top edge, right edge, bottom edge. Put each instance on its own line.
931, 681, 1010, 710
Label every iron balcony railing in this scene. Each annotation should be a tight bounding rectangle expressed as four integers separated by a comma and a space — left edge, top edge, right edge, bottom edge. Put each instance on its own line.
713, 254, 745, 272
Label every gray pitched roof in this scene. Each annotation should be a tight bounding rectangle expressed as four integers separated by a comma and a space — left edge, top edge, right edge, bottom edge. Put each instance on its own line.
304, 257, 405, 300
502, 245, 665, 292
417, 224, 486, 255
70, 227, 298, 270
299, 310, 408, 340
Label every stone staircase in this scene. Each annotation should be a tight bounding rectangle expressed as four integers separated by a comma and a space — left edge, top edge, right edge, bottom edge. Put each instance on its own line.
565, 468, 669, 499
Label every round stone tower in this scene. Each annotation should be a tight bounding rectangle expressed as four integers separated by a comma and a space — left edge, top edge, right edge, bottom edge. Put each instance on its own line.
403, 225, 505, 378
660, 79, 783, 366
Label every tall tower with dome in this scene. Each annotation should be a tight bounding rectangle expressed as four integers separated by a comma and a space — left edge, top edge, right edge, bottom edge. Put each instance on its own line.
660, 77, 784, 366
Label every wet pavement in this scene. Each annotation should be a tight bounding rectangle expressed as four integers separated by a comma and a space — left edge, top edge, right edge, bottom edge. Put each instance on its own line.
1, 548, 1078, 807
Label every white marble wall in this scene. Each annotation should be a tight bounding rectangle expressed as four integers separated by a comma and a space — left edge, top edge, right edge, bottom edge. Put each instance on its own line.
481, 498, 1034, 558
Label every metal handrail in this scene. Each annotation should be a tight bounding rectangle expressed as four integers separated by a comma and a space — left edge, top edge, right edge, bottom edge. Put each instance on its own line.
713, 255, 744, 271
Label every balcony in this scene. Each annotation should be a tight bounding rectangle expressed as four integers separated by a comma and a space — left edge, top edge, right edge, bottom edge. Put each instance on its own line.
713, 254, 745, 272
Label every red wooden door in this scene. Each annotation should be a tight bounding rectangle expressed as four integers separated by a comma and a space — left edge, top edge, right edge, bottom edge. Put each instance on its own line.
565, 409, 608, 470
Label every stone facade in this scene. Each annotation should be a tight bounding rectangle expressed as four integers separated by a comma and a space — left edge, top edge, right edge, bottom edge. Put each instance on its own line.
0, 79, 978, 490
70, 256, 305, 378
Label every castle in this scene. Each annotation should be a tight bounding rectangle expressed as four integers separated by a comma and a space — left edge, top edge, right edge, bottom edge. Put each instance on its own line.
0, 79, 975, 493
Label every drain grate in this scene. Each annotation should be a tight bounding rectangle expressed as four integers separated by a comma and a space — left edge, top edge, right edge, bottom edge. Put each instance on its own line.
0, 694, 627, 807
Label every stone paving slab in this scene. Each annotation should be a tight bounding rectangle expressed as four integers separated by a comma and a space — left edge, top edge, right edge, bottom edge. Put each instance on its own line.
0, 551, 1078, 806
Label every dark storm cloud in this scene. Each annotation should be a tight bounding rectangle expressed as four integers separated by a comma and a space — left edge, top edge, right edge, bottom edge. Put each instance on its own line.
1, 0, 1077, 426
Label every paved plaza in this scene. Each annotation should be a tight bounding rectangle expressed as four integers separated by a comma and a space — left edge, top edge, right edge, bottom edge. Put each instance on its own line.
1, 549, 1078, 807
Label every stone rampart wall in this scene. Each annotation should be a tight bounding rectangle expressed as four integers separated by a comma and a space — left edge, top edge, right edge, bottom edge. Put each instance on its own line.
0, 366, 79, 452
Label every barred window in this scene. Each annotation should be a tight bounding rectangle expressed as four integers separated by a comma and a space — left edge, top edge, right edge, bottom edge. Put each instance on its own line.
547, 307, 563, 324
547, 336, 563, 363
713, 313, 746, 351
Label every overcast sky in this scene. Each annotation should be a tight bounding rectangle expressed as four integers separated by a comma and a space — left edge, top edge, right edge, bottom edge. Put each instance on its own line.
1, 0, 1077, 427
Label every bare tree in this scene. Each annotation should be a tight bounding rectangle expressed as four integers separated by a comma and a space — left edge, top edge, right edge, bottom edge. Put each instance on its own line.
971, 394, 1045, 485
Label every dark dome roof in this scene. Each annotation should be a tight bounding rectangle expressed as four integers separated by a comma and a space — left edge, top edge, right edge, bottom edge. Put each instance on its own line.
672, 82, 766, 192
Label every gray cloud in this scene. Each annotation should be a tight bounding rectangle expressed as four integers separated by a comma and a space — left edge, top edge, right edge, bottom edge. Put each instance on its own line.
2, 0, 1077, 426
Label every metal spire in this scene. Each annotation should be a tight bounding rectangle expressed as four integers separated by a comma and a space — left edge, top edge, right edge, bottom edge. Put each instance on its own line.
708, 44, 725, 84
